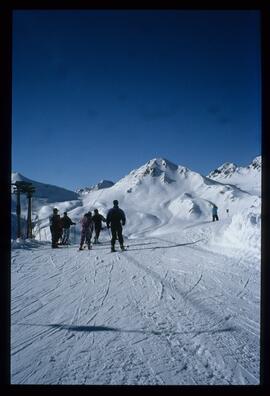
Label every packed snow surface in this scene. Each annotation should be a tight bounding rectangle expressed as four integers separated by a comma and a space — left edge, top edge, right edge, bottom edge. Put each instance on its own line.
11, 157, 261, 385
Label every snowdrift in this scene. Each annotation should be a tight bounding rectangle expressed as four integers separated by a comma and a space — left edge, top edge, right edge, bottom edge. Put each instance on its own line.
210, 207, 261, 256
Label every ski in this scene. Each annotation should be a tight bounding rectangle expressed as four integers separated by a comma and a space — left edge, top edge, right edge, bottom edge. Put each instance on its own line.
110, 246, 129, 253
77, 244, 92, 251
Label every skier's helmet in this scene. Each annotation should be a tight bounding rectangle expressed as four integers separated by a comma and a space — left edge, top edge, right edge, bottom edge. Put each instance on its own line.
53, 208, 58, 213
94, 209, 98, 213
113, 200, 119, 206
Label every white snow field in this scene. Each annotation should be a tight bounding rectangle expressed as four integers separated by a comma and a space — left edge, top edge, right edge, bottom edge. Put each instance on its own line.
11, 157, 261, 385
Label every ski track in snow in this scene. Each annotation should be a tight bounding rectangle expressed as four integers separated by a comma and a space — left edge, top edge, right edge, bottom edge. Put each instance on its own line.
11, 234, 260, 385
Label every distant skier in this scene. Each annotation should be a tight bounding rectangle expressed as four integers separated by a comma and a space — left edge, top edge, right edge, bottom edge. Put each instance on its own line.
60, 212, 76, 245
49, 208, 62, 248
212, 205, 219, 222
92, 209, 106, 244
79, 212, 94, 250
106, 200, 126, 252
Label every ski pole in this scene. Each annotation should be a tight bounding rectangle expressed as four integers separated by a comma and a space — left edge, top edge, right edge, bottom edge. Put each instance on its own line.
107, 226, 111, 239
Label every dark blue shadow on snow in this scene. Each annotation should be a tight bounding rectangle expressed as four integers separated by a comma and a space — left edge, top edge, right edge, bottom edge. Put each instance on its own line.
49, 324, 121, 332
126, 239, 204, 251
48, 324, 154, 334
46, 323, 236, 337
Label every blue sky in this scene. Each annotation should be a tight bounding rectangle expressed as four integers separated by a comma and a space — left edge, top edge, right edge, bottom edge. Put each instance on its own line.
12, 10, 261, 191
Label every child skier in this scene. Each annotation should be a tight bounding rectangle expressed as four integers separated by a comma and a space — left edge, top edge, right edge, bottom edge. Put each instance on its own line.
79, 212, 94, 250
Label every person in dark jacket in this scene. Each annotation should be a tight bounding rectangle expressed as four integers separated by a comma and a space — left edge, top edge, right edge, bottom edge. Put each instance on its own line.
106, 200, 126, 252
79, 212, 94, 250
212, 205, 219, 222
49, 208, 62, 248
92, 209, 106, 244
61, 212, 76, 245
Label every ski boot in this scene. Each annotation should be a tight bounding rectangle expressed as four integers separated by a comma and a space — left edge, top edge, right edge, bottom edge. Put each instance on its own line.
111, 246, 116, 252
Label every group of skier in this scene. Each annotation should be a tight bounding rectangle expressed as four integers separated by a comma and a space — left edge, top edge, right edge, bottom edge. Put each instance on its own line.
50, 200, 221, 251
49, 209, 76, 248
49, 200, 126, 252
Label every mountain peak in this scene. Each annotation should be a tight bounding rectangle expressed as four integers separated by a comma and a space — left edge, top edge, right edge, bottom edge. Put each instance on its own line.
77, 180, 114, 195
132, 158, 179, 180
207, 156, 261, 196
207, 162, 237, 178
146, 158, 178, 171
12, 172, 31, 182
208, 156, 261, 180
117, 157, 187, 188
96, 180, 114, 189
249, 156, 261, 170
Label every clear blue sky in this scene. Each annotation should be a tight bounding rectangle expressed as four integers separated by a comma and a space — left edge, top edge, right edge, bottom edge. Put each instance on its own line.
12, 10, 261, 191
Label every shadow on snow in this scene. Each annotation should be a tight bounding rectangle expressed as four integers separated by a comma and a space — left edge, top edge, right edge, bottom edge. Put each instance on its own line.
15, 322, 237, 337
126, 239, 204, 251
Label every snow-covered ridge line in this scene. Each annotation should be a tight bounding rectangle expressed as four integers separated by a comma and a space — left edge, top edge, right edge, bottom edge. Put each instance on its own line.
207, 156, 261, 197
12, 172, 79, 201
76, 180, 114, 195
208, 155, 261, 178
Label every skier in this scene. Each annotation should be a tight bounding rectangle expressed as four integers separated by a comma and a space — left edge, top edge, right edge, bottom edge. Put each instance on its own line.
79, 211, 94, 250
106, 200, 126, 252
49, 208, 62, 248
60, 212, 76, 245
212, 205, 219, 222
92, 209, 106, 244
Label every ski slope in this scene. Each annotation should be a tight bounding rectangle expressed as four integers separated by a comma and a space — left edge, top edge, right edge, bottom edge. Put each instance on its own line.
11, 156, 261, 385
11, 221, 260, 385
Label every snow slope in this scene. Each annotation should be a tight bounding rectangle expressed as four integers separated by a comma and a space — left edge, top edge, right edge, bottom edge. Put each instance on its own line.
11, 230, 260, 385
11, 157, 261, 385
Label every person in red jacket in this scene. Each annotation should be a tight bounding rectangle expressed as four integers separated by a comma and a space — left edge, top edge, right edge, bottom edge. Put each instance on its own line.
79, 212, 94, 250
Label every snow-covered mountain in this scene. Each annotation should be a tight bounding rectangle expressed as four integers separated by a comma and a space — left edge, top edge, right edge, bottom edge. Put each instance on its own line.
12, 157, 261, 254
77, 157, 260, 252
12, 172, 79, 202
207, 156, 261, 197
76, 180, 114, 195
11, 172, 80, 238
